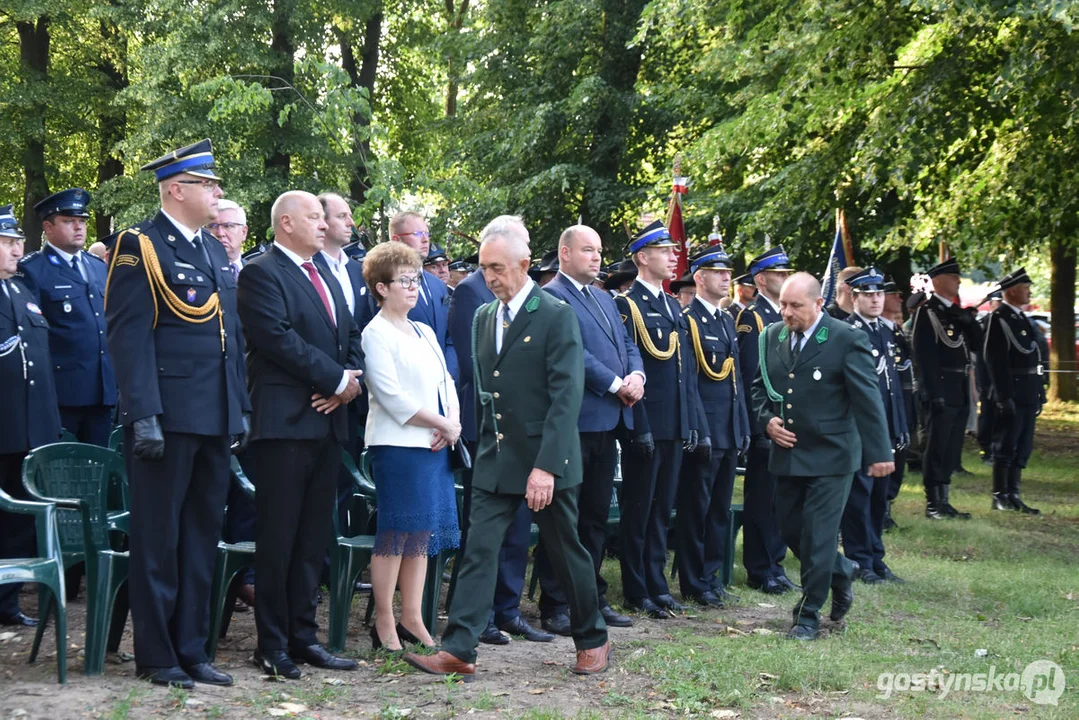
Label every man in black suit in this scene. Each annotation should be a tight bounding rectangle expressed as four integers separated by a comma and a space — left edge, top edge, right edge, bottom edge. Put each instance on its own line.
237, 191, 364, 679
105, 141, 251, 688
0, 205, 63, 627
536, 225, 642, 634
447, 250, 550, 644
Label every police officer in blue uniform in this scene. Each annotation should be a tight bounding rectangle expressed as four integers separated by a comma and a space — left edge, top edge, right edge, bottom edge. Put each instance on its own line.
983, 268, 1043, 514
676, 246, 750, 606
735, 246, 797, 594
17, 189, 117, 446
105, 140, 251, 689
0, 205, 63, 626
911, 257, 974, 520
614, 220, 703, 618
840, 268, 908, 584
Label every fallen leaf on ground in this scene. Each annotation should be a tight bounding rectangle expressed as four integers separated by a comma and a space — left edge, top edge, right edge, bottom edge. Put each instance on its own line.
756, 603, 776, 608
528, 688, 545, 695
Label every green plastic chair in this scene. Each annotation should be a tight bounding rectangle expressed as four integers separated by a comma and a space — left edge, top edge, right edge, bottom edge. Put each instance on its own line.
21, 443, 130, 676
205, 456, 257, 662
326, 451, 376, 653
0, 487, 68, 683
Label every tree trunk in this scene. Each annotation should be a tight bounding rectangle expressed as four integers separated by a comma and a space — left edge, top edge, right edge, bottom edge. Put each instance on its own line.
337, 10, 381, 204
17, 18, 50, 251
444, 0, 470, 118
1048, 235, 1077, 401
96, 20, 127, 241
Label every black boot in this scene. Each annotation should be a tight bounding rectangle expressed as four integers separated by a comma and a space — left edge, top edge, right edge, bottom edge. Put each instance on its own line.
991, 464, 1016, 511
1008, 466, 1041, 515
940, 485, 972, 519
925, 485, 944, 520
883, 501, 897, 531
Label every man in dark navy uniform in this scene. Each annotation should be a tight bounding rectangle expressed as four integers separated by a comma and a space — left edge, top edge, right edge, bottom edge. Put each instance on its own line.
883, 279, 915, 530
536, 225, 642, 634
840, 268, 908, 584
984, 268, 1044, 514
975, 290, 1003, 464
105, 140, 250, 689
0, 205, 63, 627
677, 246, 749, 607
17, 189, 116, 447
911, 258, 975, 520
614, 220, 703, 619
735, 247, 797, 595
729, 273, 756, 317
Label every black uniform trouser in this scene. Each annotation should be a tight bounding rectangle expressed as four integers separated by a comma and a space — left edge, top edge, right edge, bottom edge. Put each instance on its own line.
250, 437, 339, 652
840, 470, 889, 573
59, 405, 114, 447
126, 430, 230, 669
442, 486, 607, 664
458, 441, 533, 626
0, 453, 34, 616
677, 446, 738, 597
776, 473, 855, 631
742, 443, 786, 583
991, 404, 1038, 470
887, 446, 908, 503
922, 400, 968, 491
537, 429, 618, 616
618, 439, 682, 603
976, 399, 996, 458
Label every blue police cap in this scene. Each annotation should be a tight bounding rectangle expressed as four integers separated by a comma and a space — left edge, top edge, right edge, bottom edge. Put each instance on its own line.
883, 278, 900, 294
748, 245, 794, 275
926, 257, 960, 277
425, 243, 448, 264
987, 288, 1003, 301
626, 220, 677, 254
999, 267, 1032, 290
34, 188, 91, 220
735, 273, 755, 287
846, 267, 887, 293
0, 204, 24, 239
689, 246, 733, 274
140, 139, 220, 182
448, 259, 473, 272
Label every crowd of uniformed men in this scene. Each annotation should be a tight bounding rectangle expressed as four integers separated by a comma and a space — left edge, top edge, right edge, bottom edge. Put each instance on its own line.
0, 138, 1050, 685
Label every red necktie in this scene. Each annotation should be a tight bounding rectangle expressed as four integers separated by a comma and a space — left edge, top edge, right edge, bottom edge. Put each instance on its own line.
301, 262, 336, 326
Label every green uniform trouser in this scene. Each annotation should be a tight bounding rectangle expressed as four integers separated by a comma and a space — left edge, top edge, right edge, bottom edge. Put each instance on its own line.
442, 486, 608, 663
775, 473, 856, 630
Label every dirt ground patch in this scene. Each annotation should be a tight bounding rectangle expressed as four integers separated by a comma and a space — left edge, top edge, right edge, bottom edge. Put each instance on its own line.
0, 586, 873, 719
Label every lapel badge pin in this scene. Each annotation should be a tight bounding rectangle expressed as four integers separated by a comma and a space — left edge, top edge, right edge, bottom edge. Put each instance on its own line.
167, 235, 176, 243
524, 335, 531, 343
187, 288, 197, 302
63, 302, 72, 313
525, 296, 540, 313
813, 367, 822, 381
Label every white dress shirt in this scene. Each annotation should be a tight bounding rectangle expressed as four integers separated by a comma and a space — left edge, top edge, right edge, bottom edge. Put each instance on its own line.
792, 312, 825, 352
46, 242, 87, 281
320, 249, 356, 315
496, 279, 535, 354
362, 313, 459, 449
160, 209, 202, 248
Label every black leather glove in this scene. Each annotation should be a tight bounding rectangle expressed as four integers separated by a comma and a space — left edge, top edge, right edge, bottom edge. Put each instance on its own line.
895, 433, 909, 452
996, 398, 1016, 418
132, 416, 165, 461
632, 432, 655, 459
684, 429, 698, 453
695, 435, 712, 460
739, 435, 751, 456
232, 413, 251, 455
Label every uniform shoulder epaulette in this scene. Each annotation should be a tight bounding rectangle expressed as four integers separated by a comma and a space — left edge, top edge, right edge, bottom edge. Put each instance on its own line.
735, 306, 763, 334
681, 305, 691, 315
19, 250, 42, 264
615, 290, 630, 299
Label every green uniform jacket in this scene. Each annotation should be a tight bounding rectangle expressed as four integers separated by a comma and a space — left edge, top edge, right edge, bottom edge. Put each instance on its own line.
750, 312, 893, 477
471, 283, 584, 493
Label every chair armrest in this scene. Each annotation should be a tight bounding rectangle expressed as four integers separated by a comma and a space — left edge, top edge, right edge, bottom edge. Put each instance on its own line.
0, 488, 64, 561
107, 510, 131, 535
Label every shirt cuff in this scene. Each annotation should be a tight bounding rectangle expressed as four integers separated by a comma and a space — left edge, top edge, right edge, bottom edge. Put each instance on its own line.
608, 376, 623, 394
632, 370, 646, 385
335, 370, 350, 396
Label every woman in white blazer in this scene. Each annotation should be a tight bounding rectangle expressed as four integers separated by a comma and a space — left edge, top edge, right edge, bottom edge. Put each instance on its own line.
361, 242, 461, 652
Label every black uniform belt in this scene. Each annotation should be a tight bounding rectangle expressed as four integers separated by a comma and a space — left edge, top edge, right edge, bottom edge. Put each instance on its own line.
1012, 367, 1043, 376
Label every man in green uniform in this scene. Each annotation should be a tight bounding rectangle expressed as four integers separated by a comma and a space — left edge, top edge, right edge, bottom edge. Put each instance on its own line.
751, 273, 893, 640
404, 215, 609, 679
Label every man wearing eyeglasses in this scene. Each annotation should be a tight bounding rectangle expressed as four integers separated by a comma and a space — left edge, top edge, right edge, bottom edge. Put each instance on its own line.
206, 199, 248, 280
105, 139, 251, 689
390, 212, 459, 380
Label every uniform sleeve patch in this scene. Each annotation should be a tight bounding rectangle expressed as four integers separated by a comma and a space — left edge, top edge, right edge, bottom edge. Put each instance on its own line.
114, 254, 140, 267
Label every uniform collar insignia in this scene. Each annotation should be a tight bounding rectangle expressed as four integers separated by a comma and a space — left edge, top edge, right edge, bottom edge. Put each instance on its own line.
815, 326, 829, 343
525, 296, 540, 313
778, 326, 789, 342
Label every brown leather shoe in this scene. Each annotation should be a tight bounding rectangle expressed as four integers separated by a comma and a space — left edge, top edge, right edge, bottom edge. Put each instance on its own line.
571, 640, 611, 675
403, 650, 475, 682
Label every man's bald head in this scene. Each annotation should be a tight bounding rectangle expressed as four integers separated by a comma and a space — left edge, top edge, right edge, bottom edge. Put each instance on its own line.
779, 272, 824, 332
270, 190, 327, 259
558, 224, 603, 285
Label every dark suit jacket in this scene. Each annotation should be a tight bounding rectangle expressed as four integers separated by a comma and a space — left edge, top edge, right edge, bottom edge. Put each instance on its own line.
412, 270, 458, 380
237, 246, 363, 443
448, 270, 495, 443
105, 211, 249, 435
683, 298, 749, 449
472, 283, 584, 493
17, 245, 117, 407
0, 278, 62, 454
983, 304, 1045, 406
751, 313, 892, 476
614, 280, 701, 441
544, 272, 643, 433
847, 313, 908, 441
911, 294, 977, 406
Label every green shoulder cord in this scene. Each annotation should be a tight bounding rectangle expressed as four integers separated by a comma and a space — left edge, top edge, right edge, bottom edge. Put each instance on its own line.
757, 326, 785, 423
472, 301, 502, 450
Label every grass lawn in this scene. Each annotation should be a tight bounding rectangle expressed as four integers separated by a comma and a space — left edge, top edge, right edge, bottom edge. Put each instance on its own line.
605, 402, 1079, 718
